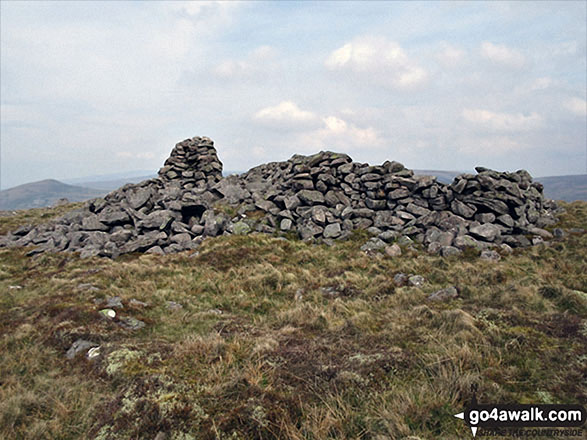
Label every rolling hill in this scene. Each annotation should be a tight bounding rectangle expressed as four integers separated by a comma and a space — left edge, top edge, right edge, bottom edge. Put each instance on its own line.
0, 179, 105, 211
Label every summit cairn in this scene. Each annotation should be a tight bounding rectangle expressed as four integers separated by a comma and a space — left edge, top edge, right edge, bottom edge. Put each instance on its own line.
0, 136, 561, 258
158, 136, 223, 187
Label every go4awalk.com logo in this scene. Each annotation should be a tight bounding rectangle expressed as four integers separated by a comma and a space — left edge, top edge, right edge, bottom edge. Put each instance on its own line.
454, 395, 586, 437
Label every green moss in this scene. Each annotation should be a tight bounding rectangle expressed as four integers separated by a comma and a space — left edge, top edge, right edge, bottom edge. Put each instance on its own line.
105, 349, 143, 376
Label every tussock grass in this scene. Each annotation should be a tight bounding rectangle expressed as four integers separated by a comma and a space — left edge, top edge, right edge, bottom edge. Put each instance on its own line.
0, 201, 585, 439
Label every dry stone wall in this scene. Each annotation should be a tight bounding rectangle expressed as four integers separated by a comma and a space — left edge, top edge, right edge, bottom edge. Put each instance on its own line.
0, 136, 560, 258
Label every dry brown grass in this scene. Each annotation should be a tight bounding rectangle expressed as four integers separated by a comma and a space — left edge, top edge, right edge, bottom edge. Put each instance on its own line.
0, 201, 585, 439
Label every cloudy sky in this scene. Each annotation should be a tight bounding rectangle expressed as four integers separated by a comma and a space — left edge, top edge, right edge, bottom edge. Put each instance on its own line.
1, 1, 586, 189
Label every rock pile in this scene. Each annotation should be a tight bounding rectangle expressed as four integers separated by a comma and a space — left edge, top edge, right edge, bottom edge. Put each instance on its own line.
158, 136, 222, 186
0, 136, 561, 258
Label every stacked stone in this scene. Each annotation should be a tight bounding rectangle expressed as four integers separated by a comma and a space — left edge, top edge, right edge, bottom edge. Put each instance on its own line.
158, 136, 223, 188
0, 136, 562, 259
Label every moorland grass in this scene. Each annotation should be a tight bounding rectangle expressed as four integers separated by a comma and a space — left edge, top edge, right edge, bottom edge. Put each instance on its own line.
0, 202, 585, 439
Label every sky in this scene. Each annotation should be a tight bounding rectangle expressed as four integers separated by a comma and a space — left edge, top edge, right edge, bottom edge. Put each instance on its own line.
1, 1, 586, 189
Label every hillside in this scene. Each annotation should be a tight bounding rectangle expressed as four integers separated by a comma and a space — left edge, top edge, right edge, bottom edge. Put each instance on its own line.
64, 170, 157, 192
0, 179, 105, 211
537, 174, 587, 202
0, 201, 585, 439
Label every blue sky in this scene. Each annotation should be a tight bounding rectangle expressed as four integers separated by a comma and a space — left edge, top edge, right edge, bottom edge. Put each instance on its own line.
1, 1, 585, 189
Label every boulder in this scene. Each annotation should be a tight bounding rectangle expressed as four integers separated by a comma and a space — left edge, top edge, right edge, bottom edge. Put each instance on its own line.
470, 224, 500, 242
384, 244, 402, 257
428, 286, 458, 302
297, 190, 325, 206
323, 223, 342, 239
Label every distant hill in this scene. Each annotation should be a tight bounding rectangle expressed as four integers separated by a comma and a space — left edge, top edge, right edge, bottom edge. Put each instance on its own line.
414, 169, 462, 184
63, 170, 157, 192
75, 175, 157, 192
535, 174, 587, 202
0, 179, 105, 211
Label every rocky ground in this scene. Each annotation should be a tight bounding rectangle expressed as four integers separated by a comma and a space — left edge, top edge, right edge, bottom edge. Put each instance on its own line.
0, 136, 561, 260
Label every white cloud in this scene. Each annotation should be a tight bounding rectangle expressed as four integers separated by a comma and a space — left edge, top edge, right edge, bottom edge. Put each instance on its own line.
301, 116, 382, 151
462, 108, 542, 131
325, 36, 427, 89
169, 1, 241, 19
481, 41, 525, 68
252, 102, 381, 151
564, 97, 587, 116
251, 45, 277, 60
436, 42, 465, 66
253, 101, 319, 129
458, 135, 524, 155
214, 45, 278, 79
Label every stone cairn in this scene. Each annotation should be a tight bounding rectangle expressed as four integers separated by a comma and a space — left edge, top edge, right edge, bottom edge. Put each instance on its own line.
0, 136, 560, 258
158, 137, 222, 187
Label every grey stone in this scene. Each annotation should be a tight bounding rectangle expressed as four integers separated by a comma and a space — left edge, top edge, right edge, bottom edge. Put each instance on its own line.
204, 215, 222, 237
323, 223, 342, 239
123, 231, 167, 253
388, 188, 410, 200
393, 273, 409, 286
139, 210, 175, 230
106, 296, 124, 309
497, 214, 514, 227
406, 203, 430, 217
311, 206, 327, 225
360, 237, 386, 252
499, 244, 513, 254
475, 213, 496, 223
82, 215, 109, 232
428, 286, 459, 302
216, 183, 250, 204
232, 221, 252, 235
450, 200, 476, 218
480, 250, 501, 262
297, 190, 325, 205
365, 198, 387, 210
171, 233, 193, 247
453, 235, 482, 250
191, 224, 205, 235
384, 244, 402, 257
146, 246, 165, 255
408, 275, 425, 287
129, 299, 149, 307
366, 226, 382, 236
526, 226, 553, 239
66, 339, 98, 359
298, 220, 323, 240
397, 235, 413, 246
440, 246, 462, 257
553, 228, 565, 238
109, 230, 133, 247
98, 210, 130, 225
379, 230, 399, 243
167, 301, 183, 310
118, 316, 146, 330
126, 188, 151, 209
427, 242, 442, 254
470, 223, 500, 242
280, 218, 293, 231
284, 195, 301, 210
